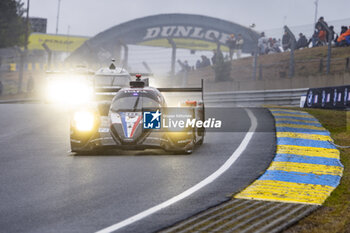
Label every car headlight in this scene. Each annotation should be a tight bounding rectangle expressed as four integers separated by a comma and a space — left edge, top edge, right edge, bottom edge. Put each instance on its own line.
67, 83, 93, 104
46, 77, 93, 105
73, 111, 95, 131
46, 82, 64, 102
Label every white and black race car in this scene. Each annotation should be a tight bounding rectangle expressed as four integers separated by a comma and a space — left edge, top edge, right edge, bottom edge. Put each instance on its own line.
70, 75, 205, 154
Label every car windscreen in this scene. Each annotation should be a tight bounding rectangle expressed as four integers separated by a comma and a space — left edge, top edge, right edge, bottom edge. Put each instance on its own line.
111, 93, 161, 112
94, 75, 130, 87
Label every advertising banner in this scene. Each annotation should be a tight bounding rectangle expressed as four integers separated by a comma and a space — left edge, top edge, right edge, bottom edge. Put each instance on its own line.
304, 85, 350, 109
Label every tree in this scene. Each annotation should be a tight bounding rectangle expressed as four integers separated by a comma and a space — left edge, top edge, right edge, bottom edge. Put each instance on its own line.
0, 0, 26, 48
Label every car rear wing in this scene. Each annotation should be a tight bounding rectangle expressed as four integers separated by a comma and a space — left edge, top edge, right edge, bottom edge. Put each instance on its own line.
129, 72, 153, 77
158, 80, 204, 100
96, 79, 204, 99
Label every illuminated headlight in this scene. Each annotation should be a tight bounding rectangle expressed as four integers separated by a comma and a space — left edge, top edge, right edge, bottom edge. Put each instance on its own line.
47, 82, 64, 102
46, 79, 93, 104
66, 83, 93, 104
73, 111, 95, 131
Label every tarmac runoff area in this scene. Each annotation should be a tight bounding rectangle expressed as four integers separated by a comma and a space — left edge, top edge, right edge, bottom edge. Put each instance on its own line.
235, 108, 344, 205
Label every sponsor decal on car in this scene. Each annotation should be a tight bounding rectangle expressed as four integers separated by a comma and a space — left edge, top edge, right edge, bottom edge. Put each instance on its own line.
120, 112, 142, 137
98, 128, 110, 133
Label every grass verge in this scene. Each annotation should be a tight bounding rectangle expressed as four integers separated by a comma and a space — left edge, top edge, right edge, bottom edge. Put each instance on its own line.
283, 108, 350, 233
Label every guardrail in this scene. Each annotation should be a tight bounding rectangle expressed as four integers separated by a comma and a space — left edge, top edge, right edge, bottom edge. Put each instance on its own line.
0, 88, 308, 107
204, 88, 308, 107
0, 98, 40, 104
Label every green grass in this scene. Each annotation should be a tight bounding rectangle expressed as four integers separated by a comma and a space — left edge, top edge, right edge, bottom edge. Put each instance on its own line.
283, 108, 350, 233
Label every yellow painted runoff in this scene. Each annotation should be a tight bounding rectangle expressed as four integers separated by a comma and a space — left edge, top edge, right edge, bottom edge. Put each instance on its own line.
235, 108, 343, 205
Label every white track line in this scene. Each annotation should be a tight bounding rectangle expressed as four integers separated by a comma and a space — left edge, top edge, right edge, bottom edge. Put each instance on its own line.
96, 108, 258, 233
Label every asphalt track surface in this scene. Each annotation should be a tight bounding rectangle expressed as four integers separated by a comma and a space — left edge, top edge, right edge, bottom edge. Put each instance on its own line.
0, 104, 275, 233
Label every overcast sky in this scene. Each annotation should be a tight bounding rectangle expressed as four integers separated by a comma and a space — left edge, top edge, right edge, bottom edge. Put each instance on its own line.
26, 0, 350, 37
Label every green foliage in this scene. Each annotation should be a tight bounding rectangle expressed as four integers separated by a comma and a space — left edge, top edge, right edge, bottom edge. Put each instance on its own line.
0, 0, 27, 48
213, 49, 231, 82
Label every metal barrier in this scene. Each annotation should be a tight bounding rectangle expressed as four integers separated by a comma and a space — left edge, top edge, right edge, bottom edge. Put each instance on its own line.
204, 88, 308, 107
0, 87, 308, 107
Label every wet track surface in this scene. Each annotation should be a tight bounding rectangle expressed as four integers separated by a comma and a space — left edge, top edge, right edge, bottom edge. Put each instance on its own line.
0, 104, 275, 233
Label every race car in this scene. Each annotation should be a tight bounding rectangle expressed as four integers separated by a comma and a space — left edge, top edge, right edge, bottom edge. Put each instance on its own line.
70, 75, 205, 154
94, 63, 131, 90
44, 68, 95, 105
94, 60, 157, 101
44, 61, 132, 104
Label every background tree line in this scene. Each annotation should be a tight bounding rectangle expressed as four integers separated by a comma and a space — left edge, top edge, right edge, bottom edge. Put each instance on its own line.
0, 0, 27, 48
